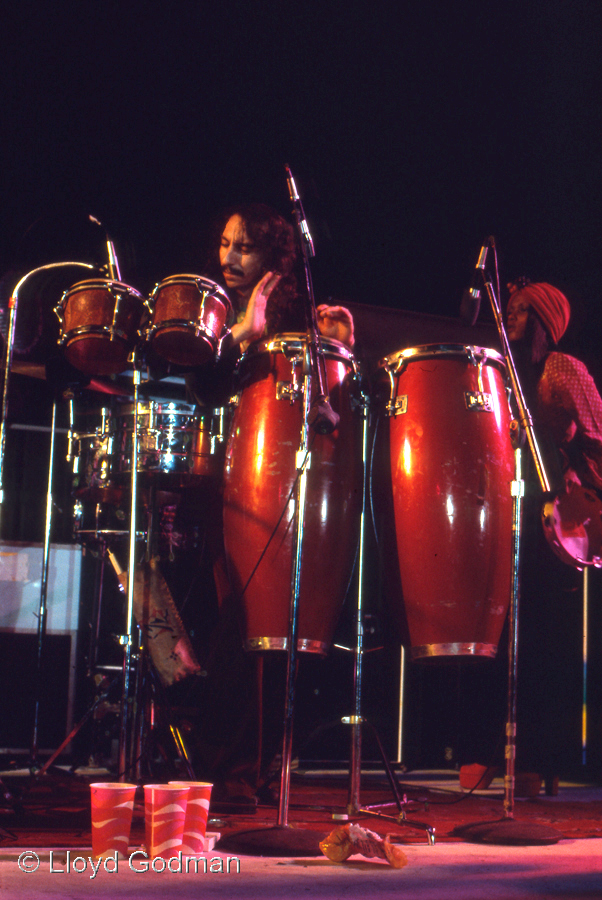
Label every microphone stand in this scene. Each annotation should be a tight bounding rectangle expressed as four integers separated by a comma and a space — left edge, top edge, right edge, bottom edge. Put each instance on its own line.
218, 168, 338, 857
286, 165, 339, 437
457, 263, 561, 845
276, 168, 338, 836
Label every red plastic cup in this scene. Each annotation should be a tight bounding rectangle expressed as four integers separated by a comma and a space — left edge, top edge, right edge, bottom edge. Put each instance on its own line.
90, 782, 137, 859
143, 783, 190, 859
168, 781, 213, 855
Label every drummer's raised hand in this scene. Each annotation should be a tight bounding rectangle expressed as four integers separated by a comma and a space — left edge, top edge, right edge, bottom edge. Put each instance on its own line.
317, 304, 355, 348
231, 271, 282, 348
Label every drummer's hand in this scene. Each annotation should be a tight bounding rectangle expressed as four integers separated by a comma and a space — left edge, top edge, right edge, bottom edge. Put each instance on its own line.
317, 304, 355, 348
231, 271, 281, 348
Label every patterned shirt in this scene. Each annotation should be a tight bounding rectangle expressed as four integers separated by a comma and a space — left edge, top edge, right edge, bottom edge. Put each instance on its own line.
537, 352, 602, 491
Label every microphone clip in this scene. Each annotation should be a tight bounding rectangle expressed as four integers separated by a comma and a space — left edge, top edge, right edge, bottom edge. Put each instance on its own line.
308, 394, 340, 435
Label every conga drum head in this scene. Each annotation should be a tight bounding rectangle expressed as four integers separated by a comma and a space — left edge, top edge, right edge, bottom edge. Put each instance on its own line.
378, 344, 514, 660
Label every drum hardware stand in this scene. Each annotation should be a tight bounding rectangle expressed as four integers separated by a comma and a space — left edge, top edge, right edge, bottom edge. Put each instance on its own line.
116, 356, 142, 781
0, 262, 96, 534
335, 390, 435, 843
454, 255, 561, 844
0, 262, 97, 767
108, 441, 196, 782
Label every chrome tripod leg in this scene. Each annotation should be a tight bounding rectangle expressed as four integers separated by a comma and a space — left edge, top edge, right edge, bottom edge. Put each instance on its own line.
345, 392, 435, 844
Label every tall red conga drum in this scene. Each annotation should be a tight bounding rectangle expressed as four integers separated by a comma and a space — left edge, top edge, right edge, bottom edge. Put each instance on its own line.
379, 343, 514, 660
223, 334, 362, 655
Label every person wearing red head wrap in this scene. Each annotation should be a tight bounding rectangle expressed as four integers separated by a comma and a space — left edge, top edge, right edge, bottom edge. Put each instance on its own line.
507, 281, 602, 491
506, 280, 602, 788
507, 282, 571, 346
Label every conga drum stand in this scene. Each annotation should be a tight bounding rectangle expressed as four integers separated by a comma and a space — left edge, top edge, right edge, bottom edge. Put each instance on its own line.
342, 390, 435, 843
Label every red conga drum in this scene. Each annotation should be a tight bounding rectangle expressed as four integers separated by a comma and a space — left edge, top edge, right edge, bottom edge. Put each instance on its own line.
379, 343, 514, 660
223, 334, 362, 655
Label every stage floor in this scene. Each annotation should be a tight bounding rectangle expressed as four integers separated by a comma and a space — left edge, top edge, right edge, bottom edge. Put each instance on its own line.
0, 767, 601, 898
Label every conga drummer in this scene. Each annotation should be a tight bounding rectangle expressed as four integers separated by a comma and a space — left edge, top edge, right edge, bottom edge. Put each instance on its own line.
178, 202, 357, 805
214, 202, 353, 353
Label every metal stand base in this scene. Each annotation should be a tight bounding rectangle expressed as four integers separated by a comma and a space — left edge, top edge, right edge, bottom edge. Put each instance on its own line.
454, 819, 562, 845
216, 825, 323, 857
342, 719, 435, 844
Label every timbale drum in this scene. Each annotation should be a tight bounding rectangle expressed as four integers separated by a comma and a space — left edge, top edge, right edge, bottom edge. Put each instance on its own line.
55, 279, 145, 375
144, 274, 232, 368
379, 343, 514, 660
223, 334, 362, 655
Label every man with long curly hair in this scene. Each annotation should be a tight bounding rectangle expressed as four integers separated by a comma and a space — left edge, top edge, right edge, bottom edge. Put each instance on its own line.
186, 203, 355, 808
210, 202, 353, 350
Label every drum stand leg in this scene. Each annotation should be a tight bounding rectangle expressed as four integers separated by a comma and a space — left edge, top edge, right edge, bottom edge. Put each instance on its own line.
131, 656, 196, 781
113, 473, 195, 783
117, 365, 142, 782
341, 394, 435, 843
30, 400, 59, 767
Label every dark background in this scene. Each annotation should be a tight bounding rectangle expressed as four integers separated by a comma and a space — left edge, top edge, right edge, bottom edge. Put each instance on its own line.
2, 1, 602, 328
1, 1, 602, 773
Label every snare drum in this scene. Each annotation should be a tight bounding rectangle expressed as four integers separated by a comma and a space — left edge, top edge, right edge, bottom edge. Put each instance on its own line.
379, 344, 514, 660
223, 334, 362, 655
145, 274, 232, 367
56, 279, 145, 375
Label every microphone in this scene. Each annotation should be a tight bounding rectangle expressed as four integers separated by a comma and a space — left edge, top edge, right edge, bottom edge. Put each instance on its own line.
285, 165, 315, 257
308, 394, 340, 435
460, 237, 493, 325
89, 214, 122, 281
